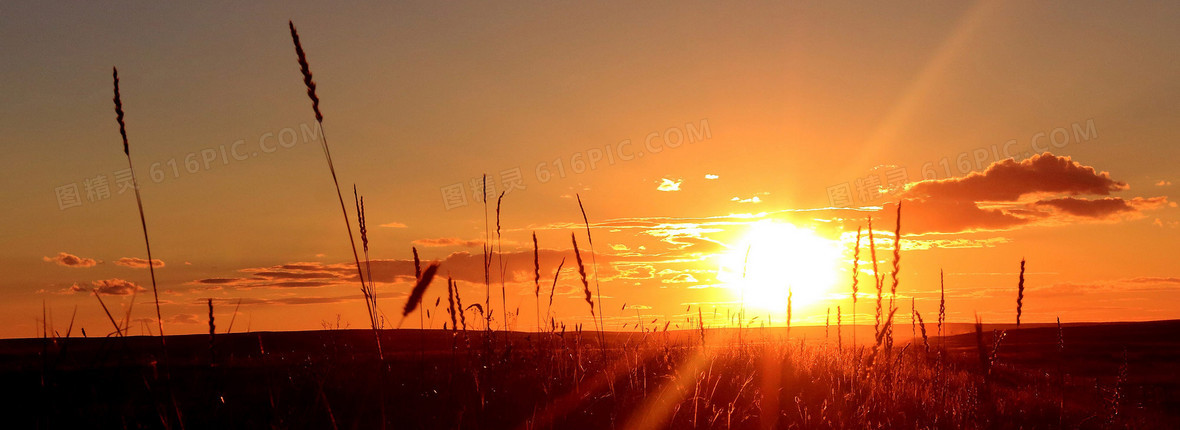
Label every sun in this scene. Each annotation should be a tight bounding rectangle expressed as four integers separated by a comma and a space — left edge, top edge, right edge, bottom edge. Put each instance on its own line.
716, 220, 842, 318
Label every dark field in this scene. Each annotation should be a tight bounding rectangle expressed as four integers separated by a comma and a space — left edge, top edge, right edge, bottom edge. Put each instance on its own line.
5, 320, 1180, 429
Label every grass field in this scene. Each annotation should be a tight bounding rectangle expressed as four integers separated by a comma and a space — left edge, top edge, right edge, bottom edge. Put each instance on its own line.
8, 319, 1179, 429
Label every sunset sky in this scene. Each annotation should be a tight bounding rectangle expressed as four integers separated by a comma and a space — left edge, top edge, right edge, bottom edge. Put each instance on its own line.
2, 1, 1178, 338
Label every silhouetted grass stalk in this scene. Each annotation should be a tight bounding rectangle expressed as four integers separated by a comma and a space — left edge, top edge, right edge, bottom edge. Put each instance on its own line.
571, 233, 596, 331
850, 226, 862, 347
447, 277, 458, 331
938, 269, 945, 346
482, 174, 492, 330
401, 262, 441, 323
576, 194, 606, 347
410, 248, 423, 333
887, 202, 902, 352
112, 68, 164, 342
496, 192, 507, 332
533, 232, 541, 331
1017, 258, 1026, 327
112, 65, 181, 430
868, 217, 882, 338
288, 21, 379, 356
226, 298, 242, 334
354, 186, 378, 330
572, 233, 606, 370
93, 290, 123, 337
547, 258, 565, 326
868, 307, 898, 367
910, 297, 916, 340
207, 299, 215, 363
454, 278, 468, 331
915, 308, 929, 356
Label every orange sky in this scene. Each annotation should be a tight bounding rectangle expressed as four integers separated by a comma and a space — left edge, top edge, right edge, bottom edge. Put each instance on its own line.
2, 2, 1179, 338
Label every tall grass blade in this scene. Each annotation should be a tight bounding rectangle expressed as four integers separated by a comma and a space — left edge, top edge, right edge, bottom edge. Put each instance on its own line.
288, 21, 376, 354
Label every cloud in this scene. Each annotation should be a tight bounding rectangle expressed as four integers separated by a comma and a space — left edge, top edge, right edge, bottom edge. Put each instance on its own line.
644, 224, 727, 253
903, 153, 1127, 202
269, 280, 338, 288
731, 196, 761, 204
1154, 218, 1180, 229
882, 153, 1167, 233
43, 252, 97, 268
614, 264, 654, 280
192, 248, 623, 291
881, 199, 1026, 233
208, 296, 353, 306
903, 237, 1011, 250
114, 257, 165, 269
1033, 277, 1180, 297
1157, 180, 1172, 187
253, 271, 339, 279
191, 264, 352, 290
705, 174, 719, 180
1122, 276, 1180, 284
657, 178, 682, 192
1035, 197, 1167, 219
412, 237, 485, 248
515, 212, 767, 235
68, 278, 145, 295
379, 222, 408, 228
167, 314, 200, 324
277, 263, 333, 271
664, 273, 699, 283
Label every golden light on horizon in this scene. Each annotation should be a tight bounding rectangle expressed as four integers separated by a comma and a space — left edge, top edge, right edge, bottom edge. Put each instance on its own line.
715, 220, 842, 319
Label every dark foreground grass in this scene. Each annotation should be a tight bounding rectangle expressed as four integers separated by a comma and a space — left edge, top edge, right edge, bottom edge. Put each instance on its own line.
6, 321, 1180, 429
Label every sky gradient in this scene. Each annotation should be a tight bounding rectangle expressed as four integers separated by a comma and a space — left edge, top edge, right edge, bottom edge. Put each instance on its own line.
3, 1, 1179, 338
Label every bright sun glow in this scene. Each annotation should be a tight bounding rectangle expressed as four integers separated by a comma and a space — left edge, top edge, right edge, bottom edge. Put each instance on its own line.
716, 220, 842, 319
